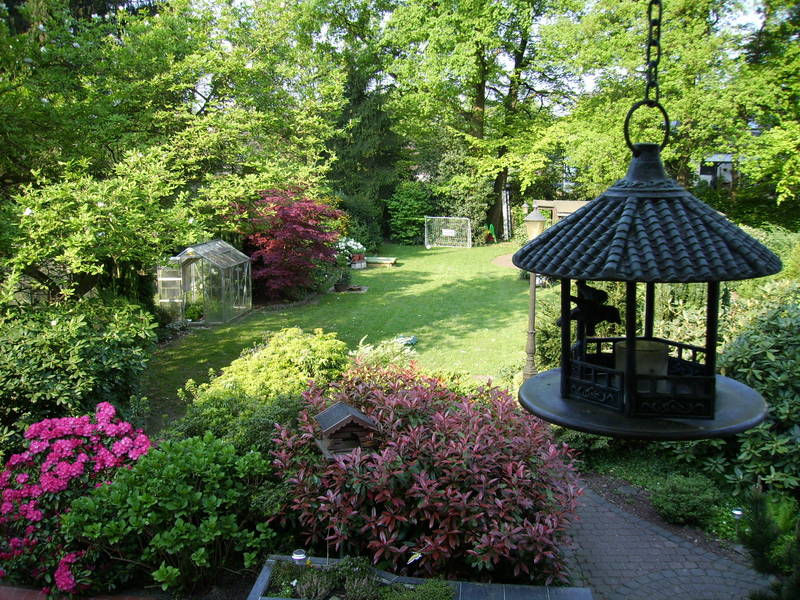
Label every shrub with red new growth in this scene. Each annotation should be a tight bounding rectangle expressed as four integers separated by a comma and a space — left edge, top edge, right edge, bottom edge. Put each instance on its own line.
0, 403, 151, 597
272, 366, 581, 583
236, 189, 344, 301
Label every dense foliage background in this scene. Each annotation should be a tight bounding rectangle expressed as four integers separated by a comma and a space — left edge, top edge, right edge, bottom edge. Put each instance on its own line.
0, 1, 798, 595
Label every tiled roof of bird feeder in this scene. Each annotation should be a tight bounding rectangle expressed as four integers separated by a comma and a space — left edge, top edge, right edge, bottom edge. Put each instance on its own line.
513, 144, 781, 283
315, 402, 377, 435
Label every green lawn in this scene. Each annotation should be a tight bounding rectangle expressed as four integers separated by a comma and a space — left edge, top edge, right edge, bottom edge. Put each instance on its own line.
143, 242, 558, 425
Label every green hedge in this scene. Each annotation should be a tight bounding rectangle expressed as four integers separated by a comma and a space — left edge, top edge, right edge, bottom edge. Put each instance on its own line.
0, 298, 155, 456
386, 182, 436, 245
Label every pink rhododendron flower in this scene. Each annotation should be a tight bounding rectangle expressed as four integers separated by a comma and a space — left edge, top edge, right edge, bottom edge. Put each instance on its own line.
54, 552, 83, 592
1, 403, 151, 594
95, 402, 116, 423
111, 437, 133, 456
28, 441, 49, 454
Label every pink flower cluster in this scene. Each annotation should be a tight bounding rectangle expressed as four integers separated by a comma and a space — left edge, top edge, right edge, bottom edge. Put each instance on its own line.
0, 402, 151, 594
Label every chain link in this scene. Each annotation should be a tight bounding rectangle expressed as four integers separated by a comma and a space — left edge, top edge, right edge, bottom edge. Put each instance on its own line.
644, 0, 662, 103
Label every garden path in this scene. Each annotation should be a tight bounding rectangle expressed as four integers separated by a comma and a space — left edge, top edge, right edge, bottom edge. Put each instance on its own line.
566, 486, 771, 600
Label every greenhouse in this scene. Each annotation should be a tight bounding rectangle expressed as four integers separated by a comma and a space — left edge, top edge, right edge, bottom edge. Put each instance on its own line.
156, 240, 251, 324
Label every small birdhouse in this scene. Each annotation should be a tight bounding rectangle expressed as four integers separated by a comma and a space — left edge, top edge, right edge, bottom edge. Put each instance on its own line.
314, 402, 379, 458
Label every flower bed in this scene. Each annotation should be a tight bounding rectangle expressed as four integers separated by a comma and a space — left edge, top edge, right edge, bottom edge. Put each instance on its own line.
272, 365, 581, 584
249, 555, 454, 600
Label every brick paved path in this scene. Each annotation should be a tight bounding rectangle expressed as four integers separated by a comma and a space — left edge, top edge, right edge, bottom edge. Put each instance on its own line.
565, 487, 771, 600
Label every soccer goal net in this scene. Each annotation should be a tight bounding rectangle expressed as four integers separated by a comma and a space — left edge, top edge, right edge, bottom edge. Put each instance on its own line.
424, 216, 472, 249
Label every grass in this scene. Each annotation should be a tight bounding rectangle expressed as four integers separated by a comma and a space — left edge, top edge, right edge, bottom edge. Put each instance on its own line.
143, 242, 557, 425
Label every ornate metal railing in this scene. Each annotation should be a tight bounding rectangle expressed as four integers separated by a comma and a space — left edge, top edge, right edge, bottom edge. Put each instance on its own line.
567, 337, 715, 418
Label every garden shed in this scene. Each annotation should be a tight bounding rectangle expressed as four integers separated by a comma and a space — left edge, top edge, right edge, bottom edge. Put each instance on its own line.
156, 240, 251, 324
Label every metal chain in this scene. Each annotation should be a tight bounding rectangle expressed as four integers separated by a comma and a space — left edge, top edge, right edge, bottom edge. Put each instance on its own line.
644, 0, 663, 104
624, 0, 670, 152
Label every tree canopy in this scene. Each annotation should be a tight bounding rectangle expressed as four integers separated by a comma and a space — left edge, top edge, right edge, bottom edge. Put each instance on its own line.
1, 0, 797, 305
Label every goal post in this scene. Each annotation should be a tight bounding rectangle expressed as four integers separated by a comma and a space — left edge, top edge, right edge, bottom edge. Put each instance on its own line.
424, 216, 472, 249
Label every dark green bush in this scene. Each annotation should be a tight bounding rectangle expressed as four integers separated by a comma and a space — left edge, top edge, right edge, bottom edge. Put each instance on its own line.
719, 283, 800, 493
0, 298, 155, 456
174, 393, 303, 455
63, 433, 276, 594
386, 181, 436, 244
651, 474, 722, 527
738, 488, 800, 600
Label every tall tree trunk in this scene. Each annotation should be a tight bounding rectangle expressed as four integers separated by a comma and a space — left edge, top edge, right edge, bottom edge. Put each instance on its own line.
488, 34, 528, 238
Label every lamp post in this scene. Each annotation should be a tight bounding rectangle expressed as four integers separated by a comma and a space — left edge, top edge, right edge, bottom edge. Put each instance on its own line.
523, 206, 547, 380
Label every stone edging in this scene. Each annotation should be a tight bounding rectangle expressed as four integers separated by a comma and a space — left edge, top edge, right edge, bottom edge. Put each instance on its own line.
247, 555, 594, 600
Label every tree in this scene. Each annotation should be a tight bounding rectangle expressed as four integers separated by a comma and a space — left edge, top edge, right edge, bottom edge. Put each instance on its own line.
237, 189, 343, 301
383, 0, 578, 237
313, 0, 403, 249
735, 1, 800, 208
539, 0, 745, 196
4, 147, 201, 303
0, 0, 347, 304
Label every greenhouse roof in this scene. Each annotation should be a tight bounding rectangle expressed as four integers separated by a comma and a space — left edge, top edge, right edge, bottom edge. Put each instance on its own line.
171, 240, 250, 269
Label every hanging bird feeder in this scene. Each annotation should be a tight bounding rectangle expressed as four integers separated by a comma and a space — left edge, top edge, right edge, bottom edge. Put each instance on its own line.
512, 0, 781, 440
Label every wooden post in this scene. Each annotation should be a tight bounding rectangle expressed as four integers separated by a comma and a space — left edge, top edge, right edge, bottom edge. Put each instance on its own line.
625, 281, 638, 416
560, 278, 571, 397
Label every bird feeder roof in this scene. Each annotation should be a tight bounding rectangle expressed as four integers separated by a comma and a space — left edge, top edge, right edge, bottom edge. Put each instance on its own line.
315, 402, 378, 435
172, 240, 250, 269
513, 144, 781, 283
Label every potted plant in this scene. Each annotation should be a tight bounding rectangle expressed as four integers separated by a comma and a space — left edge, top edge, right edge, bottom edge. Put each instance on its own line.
336, 237, 366, 267
333, 268, 351, 292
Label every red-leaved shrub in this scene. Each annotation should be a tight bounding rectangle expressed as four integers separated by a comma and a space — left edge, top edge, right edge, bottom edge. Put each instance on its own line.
236, 189, 343, 301
272, 366, 581, 583
0, 403, 151, 596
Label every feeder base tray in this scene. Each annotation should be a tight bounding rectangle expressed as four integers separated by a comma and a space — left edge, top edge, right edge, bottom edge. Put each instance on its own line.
518, 370, 767, 440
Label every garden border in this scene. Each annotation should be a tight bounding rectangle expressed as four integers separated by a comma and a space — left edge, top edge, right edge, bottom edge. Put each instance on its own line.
247, 555, 594, 600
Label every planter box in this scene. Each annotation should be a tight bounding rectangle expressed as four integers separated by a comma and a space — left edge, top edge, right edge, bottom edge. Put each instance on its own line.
247, 555, 594, 600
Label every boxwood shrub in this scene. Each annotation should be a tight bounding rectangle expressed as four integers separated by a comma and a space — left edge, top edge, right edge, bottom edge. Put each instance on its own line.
273, 365, 580, 584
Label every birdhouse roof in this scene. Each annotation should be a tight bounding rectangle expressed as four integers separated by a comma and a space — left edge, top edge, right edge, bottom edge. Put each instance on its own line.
315, 402, 378, 435
513, 145, 781, 283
